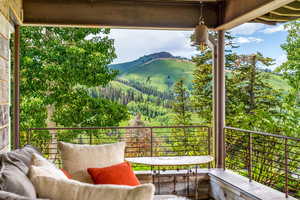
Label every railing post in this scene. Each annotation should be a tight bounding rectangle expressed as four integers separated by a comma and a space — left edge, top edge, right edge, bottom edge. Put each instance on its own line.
214, 30, 225, 169
223, 127, 226, 170
150, 127, 153, 157
27, 129, 31, 145
13, 24, 21, 149
284, 138, 289, 198
208, 127, 211, 169
248, 132, 252, 182
89, 132, 92, 145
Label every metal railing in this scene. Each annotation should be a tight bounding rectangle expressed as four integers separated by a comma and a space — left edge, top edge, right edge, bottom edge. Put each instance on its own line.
225, 127, 300, 199
24, 125, 213, 170
23, 125, 299, 198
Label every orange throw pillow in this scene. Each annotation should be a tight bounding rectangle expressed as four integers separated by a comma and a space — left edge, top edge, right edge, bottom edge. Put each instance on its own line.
87, 162, 140, 186
61, 169, 72, 179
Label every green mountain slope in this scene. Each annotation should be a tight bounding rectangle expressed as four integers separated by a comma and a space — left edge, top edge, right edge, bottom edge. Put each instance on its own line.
119, 59, 195, 91
111, 52, 290, 93
265, 73, 291, 92
111, 52, 195, 91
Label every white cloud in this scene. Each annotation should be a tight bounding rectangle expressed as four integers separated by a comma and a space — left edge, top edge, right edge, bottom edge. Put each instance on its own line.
234, 37, 264, 44
261, 24, 286, 34
268, 54, 287, 70
276, 54, 287, 67
109, 29, 197, 64
230, 23, 265, 35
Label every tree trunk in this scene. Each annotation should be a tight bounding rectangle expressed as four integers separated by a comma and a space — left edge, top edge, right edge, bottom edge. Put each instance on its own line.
249, 55, 256, 113
47, 105, 57, 161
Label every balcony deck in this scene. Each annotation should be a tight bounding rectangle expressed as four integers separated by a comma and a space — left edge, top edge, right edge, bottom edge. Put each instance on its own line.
23, 125, 300, 199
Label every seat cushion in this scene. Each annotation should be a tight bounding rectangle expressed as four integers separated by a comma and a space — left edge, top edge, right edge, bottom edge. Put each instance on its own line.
58, 141, 125, 183
0, 191, 48, 200
32, 176, 154, 200
88, 162, 140, 186
0, 145, 40, 198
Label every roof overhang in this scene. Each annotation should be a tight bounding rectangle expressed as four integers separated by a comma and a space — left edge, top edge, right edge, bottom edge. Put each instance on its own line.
22, 0, 300, 30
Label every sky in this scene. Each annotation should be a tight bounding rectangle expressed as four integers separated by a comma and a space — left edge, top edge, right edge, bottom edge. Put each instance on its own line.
109, 23, 288, 70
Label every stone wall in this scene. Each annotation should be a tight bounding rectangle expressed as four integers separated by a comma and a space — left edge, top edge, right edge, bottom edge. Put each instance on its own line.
136, 170, 210, 199
0, 0, 23, 22
0, 0, 22, 152
0, 13, 11, 152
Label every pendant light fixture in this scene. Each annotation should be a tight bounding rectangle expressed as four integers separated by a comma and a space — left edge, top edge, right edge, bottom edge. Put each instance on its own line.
194, 1, 208, 51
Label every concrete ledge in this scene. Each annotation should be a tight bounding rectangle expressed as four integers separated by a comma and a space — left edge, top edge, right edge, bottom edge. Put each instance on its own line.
208, 169, 297, 200
134, 169, 297, 200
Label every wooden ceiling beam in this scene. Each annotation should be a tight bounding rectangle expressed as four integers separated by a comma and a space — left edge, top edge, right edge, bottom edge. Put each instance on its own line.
270, 7, 300, 17
216, 0, 295, 30
258, 14, 298, 22
23, 0, 219, 30
284, 1, 300, 10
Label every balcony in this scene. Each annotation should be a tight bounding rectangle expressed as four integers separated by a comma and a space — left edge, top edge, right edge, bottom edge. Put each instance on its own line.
23, 125, 300, 200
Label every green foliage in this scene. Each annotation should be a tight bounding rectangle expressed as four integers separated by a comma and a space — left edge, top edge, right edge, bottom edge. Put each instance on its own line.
190, 29, 300, 197
277, 21, 300, 106
191, 32, 238, 124
191, 62, 213, 123
172, 80, 192, 125
19, 26, 129, 129
227, 53, 280, 127
20, 97, 47, 130
113, 58, 196, 91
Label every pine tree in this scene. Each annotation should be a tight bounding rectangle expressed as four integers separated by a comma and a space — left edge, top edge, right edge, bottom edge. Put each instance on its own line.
191, 32, 238, 124
276, 21, 300, 106
172, 79, 191, 125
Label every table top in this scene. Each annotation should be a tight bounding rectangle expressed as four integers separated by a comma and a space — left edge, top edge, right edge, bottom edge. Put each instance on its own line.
125, 156, 214, 166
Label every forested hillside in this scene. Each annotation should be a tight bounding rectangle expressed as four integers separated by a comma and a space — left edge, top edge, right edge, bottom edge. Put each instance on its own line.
90, 52, 291, 126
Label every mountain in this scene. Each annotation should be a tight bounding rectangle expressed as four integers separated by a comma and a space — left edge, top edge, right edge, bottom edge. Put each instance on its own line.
111, 52, 195, 91
110, 52, 290, 92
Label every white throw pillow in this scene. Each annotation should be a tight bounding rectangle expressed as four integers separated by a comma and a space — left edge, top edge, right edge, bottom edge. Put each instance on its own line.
29, 165, 67, 180
58, 141, 125, 183
33, 176, 155, 200
31, 153, 56, 167
29, 153, 67, 180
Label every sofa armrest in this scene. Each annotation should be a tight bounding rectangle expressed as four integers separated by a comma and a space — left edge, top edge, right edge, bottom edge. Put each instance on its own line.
32, 176, 155, 200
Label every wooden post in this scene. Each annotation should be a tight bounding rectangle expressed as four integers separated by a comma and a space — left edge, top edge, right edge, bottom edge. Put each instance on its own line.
13, 24, 20, 149
208, 35, 217, 168
215, 30, 225, 169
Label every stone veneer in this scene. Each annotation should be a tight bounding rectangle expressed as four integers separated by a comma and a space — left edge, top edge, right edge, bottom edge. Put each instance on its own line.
0, 0, 23, 152
0, 11, 12, 152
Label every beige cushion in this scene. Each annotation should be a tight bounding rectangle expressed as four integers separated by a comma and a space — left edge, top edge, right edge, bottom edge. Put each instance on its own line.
58, 141, 125, 183
29, 154, 67, 180
31, 153, 55, 167
32, 176, 155, 200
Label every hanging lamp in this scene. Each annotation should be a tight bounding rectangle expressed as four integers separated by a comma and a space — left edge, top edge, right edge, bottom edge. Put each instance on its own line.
194, 1, 208, 50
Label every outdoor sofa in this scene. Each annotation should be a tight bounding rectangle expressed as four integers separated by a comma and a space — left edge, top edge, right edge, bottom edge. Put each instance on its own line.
0, 142, 186, 200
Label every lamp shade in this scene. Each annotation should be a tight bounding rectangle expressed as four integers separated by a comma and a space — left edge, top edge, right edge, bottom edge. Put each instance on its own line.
194, 23, 208, 50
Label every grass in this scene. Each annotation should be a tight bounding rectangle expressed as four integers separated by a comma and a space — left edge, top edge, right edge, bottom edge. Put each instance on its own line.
114, 58, 290, 94
119, 59, 195, 91
265, 73, 291, 92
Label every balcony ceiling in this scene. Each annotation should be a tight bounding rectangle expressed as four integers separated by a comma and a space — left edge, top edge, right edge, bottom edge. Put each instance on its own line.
22, 0, 299, 30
